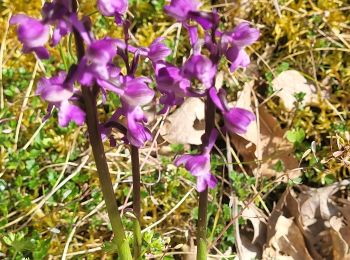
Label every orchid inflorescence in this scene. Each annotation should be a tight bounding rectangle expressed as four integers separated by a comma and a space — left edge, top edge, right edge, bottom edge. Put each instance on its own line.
11, 0, 259, 193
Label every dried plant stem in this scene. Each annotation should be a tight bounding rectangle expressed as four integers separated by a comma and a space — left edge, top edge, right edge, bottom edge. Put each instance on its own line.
131, 145, 142, 259
197, 93, 216, 260
72, 1, 132, 258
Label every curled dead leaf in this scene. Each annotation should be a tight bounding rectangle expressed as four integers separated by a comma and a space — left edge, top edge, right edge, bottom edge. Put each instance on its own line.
160, 98, 205, 145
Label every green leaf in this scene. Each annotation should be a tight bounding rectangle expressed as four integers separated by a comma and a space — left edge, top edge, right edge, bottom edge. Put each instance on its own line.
286, 128, 305, 144
273, 160, 285, 173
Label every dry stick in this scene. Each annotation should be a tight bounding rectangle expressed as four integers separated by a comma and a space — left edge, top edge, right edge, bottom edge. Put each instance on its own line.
14, 61, 39, 150
72, 1, 131, 258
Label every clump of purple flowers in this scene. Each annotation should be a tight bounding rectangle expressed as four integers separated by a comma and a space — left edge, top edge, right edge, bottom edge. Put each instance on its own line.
11, 0, 260, 258
11, 0, 259, 192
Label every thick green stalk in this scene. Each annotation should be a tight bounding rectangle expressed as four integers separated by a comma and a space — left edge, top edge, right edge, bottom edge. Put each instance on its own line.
131, 145, 142, 259
72, 1, 132, 258
197, 94, 216, 260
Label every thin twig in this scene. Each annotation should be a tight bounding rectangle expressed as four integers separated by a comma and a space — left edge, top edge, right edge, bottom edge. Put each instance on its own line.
14, 61, 39, 150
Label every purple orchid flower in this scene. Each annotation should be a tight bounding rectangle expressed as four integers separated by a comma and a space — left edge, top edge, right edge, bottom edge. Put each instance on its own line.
97, 0, 128, 24
182, 54, 216, 89
156, 63, 195, 113
36, 72, 74, 103
222, 22, 260, 72
225, 45, 250, 72
126, 117, 152, 148
164, 0, 201, 22
209, 87, 255, 134
147, 38, 172, 64
36, 72, 86, 127
101, 76, 154, 148
77, 38, 118, 86
121, 77, 155, 107
58, 100, 86, 127
121, 77, 154, 147
164, 0, 219, 32
227, 22, 260, 47
41, 0, 74, 46
10, 14, 50, 59
175, 129, 218, 192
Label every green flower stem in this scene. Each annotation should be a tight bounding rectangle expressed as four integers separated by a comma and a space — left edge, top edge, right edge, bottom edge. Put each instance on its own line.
72, 1, 132, 259
197, 93, 216, 260
131, 145, 142, 259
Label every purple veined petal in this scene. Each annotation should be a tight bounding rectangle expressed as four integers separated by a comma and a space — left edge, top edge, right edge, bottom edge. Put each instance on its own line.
122, 78, 155, 107
108, 65, 121, 78
174, 154, 193, 167
147, 37, 172, 63
127, 106, 147, 122
175, 153, 210, 177
36, 72, 73, 102
184, 154, 210, 177
164, 0, 202, 22
206, 173, 218, 189
58, 100, 86, 127
231, 22, 260, 48
97, 0, 128, 16
223, 107, 256, 134
33, 47, 50, 60
226, 46, 250, 72
10, 14, 50, 49
188, 11, 220, 30
126, 117, 152, 148
86, 38, 117, 65
240, 50, 250, 67
37, 80, 73, 103
9, 14, 28, 24
196, 172, 218, 192
184, 24, 198, 47
75, 58, 95, 86
90, 62, 110, 80
209, 87, 225, 111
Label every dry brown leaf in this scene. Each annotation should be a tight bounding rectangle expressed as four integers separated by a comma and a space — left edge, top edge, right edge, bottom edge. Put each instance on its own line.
268, 215, 313, 260
298, 182, 346, 227
272, 70, 318, 111
329, 216, 350, 260
160, 98, 205, 145
230, 81, 301, 179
